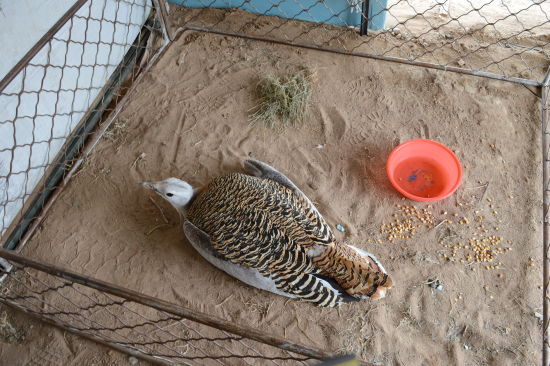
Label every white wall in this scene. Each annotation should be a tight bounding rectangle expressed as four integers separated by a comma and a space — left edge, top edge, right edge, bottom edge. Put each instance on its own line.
0, 0, 152, 236
0, 0, 77, 80
386, 0, 550, 36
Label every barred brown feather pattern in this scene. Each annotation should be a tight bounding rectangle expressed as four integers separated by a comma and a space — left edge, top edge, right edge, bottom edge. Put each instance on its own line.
186, 172, 389, 306
311, 244, 391, 298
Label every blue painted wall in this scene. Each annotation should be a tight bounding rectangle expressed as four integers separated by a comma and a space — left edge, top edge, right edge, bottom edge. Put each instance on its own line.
169, 0, 388, 30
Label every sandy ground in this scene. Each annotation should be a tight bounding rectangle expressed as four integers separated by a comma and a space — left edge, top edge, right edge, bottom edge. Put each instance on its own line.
1, 6, 546, 366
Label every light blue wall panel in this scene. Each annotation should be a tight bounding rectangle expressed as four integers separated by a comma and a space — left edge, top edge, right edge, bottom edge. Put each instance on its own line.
170, 0, 388, 30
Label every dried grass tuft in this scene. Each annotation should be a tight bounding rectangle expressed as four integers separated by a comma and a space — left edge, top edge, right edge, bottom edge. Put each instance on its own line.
250, 68, 315, 131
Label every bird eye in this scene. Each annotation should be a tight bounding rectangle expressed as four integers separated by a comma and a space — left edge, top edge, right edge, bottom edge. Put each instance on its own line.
166, 193, 174, 197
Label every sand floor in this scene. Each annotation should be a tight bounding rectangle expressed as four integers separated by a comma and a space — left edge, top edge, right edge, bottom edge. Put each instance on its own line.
3, 8, 545, 366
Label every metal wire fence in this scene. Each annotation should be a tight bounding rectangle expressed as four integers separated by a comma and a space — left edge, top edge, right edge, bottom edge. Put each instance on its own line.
0, 248, 335, 365
0, 0, 164, 249
168, 0, 550, 85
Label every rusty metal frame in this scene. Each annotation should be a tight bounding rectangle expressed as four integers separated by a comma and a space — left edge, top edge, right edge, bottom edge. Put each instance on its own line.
153, 0, 173, 42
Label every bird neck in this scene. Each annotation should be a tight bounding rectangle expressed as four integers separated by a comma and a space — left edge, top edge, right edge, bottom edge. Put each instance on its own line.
173, 186, 205, 214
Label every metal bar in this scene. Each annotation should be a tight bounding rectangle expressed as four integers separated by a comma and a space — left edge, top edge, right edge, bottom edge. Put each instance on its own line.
360, 1, 369, 36
2, 21, 153, 252
542, 66, 550, 366
153, 0, 173, 42
0, 248, 335, 362
0, 0, 88, 93
543, 68, 550, 88
181, 26, 543, 87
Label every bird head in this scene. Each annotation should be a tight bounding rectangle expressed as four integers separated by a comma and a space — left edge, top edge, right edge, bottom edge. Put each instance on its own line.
141, 178, 194, 212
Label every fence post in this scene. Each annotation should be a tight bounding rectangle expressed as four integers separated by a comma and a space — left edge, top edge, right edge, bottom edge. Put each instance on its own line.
153, 0, 173, 42
541, 66, 550, 366
360, 1, 369, 36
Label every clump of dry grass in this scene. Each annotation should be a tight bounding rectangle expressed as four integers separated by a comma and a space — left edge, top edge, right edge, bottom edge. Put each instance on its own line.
103, 119, 128, 145
250, 68, 315, 131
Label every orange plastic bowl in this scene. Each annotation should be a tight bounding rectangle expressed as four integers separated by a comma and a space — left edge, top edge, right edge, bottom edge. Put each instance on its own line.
386, 139, 462, 202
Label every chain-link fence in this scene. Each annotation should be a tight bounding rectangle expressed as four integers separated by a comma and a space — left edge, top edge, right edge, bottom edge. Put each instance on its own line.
168, 0, 550, 85
0, 248, 338, 365
0, 0, 165, 250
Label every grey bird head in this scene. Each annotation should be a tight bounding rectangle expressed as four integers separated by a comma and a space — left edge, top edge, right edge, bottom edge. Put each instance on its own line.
141, 178, 194, 212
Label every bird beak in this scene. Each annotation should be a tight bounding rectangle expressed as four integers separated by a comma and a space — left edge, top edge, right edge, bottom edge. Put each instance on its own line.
141, 181, 154, 190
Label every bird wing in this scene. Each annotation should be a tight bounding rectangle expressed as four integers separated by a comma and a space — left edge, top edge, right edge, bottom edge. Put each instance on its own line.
188, 174, 330, 262
243, 159, 335, 247
186, 173, 351, 306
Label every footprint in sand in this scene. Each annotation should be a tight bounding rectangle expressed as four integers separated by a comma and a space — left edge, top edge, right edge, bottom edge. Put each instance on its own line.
320, 106, 348, 142
345, 75, 381, 98
349, 128, 369, 146
306, 160, 326, 189
345, 77, 369, 98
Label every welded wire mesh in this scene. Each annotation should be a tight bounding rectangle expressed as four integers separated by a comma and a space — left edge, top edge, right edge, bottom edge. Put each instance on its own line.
0, 0, 164, 248
168, 0, 550, 84
0, 250, 322, 366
